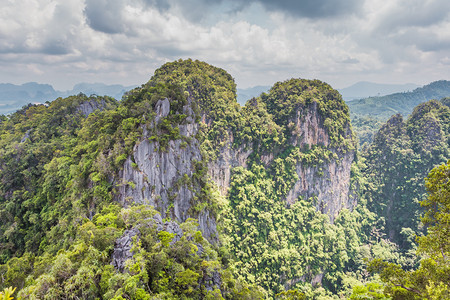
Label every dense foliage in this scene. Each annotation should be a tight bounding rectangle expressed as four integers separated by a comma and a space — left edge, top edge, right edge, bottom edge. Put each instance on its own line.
1, 205, 262, 299
348, 81, 450, 148
224, 163, 380, 297
0, 59, 448, 299
367, 160, 450, 299
0, 95, 118, 261
350, 115, 383, 150
348, 80, 450, 121
362, 100, 450, 247
261, 79, 353, 150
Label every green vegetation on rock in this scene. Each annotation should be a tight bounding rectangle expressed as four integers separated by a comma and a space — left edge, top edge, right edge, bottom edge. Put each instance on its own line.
0, 59, 448, 299
362, 100, 450, 246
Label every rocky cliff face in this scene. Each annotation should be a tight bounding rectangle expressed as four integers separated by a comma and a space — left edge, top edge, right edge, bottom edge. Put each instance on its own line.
286, 150, 355, 221
208, 99, 356, 222
117, 98, 217, 241
286, 101, 356, 221
363, 100, 450, 244
207, 139, 252, 195
76, 97, 109, 117
289, 101, 330, 148
115, 67, 356, 245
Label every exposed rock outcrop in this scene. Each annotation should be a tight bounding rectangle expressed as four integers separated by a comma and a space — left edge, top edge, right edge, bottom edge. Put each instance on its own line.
285, 101, 356, 222
117, 98, 218, 241
111, 227, 139, 272
111, 213, 183, 271
286, 150, 355, 221
289, 102, 330, 148
207, 139, 252, 195
20, 129, 32, 143
76, 98, 108, 117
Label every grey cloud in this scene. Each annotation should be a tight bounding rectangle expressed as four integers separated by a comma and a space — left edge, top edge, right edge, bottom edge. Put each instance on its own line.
152, 45, 193, 57
84, 0, 125, 34
0, 39, 70, 56
167, 0, 362, 20
41, 39, 71, 55
342, 58, 359, 64
141, 0, 171, 11
255, 0, 363, 18
394, 29, 450, 53
350, 1, 450, 66
375, 0, 450, 33
418, 40, 450, 53
180, 0, 363, 19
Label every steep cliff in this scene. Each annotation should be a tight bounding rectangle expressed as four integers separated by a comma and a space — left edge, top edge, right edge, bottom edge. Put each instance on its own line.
283, 99, 356, 220
260, 79, 356, 221
117, 97, 218, 240
110, 62, 359, 294
363, 100, 450, 245
114, 60, 242, 243
0, 59, 369, 299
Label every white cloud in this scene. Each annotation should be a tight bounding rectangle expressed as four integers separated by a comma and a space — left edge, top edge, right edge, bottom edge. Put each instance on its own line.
0, 0, 449, 90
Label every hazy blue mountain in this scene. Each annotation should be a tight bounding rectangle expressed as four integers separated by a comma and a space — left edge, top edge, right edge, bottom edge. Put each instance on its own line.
238, 81, 420, 105
0, 82, 59, 115
348, 80, 450, 147
237, 85, 270, 105
338, 81, 419, 101
63, 83, 137, 100
347, 80, 450, 120
0, 82, 137, 115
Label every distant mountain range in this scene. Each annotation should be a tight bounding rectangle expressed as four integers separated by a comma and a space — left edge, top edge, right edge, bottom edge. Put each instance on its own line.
338, 81, 420, 101
1, 80, 449, 117
236, 81, 422, 105
237, 85, 270, 105
347, 80, 450, 120
0, 82, 137, 114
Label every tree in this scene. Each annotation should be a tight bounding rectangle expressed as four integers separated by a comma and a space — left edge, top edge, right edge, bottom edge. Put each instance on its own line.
0, 287, 16, 300
368, 160, 450, 299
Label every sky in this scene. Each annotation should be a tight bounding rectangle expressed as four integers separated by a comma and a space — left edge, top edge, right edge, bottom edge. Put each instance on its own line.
1, 0, 450, 91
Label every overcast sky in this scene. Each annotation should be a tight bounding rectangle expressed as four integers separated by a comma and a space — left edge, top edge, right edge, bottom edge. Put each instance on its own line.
1, 0, 450, 90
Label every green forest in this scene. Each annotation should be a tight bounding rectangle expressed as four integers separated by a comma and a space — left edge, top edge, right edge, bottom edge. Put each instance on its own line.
0, 59, 449, 299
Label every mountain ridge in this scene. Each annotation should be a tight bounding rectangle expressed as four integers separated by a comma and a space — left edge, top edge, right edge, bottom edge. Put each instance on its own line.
0, 82, 137, 114
0, 60, 449, 299
348, 80, 450, 120
338, 81, 419, 101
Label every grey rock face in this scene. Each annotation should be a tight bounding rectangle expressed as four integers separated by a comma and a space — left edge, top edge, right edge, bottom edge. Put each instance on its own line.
111, 227, 139, 272
155, 98, 170, 119
152, 213, 184, 245
117, 98, 218, 241
111, 214, 184, 271
117, 92, 355, 245
207, 139, 252, 196
289, 102, 330, 148
118, 98, 200, 216
20, 129, 32, 143
285, 150, 355, 222
76, 98, 107, 117
202, 269, 222, 292
285, 101, 356, 222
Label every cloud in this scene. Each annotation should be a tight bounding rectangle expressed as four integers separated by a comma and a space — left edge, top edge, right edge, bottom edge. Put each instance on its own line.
371, 0, 450, 33
84, 0, 126, 34
255, 0, 363, 18
342, 58, 359, 64
40, 39, 71, 55
0, 0, 449, 91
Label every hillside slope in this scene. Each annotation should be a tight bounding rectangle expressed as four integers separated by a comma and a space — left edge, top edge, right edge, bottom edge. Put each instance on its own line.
0, 59, 427, 299
338, 81, 419, 101
0, 82, 136, 115
348, 80, 450, 120
362, 100, 450, 246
